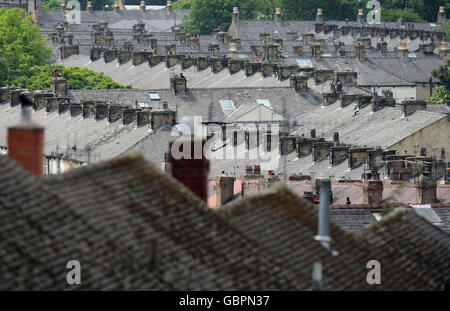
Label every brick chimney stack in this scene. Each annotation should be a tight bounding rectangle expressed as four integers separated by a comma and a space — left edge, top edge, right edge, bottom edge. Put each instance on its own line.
215, 172, 235, 207
168, 136, 209, 203
310, 128, 316, 138
316, 8, 324, 23
439, 42, 449, 61
355, 42, 366, 61
362, 169, 383, 205
228, 42, 239, 59
167, 0, 173, 12
232, 7, 239, 23
140, 1, 146, 12
50, 72, 68, 97
438, 6, 446, 24
397, 41, 409, 61
357, 9, 365, 24
274, 8, 282, 23
113, 1, 120, 13
8, 95, 44, 177
170, 73, 187, 95
416, 172, 437, 204
333, 132, 339, 143
86, 1, 93, 13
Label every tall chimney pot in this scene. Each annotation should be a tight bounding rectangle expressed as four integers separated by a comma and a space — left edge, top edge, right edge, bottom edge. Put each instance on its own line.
274, 8, 282, 23
438, 6, 446, 23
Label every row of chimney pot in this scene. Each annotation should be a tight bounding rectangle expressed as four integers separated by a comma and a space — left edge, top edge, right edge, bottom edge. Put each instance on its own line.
0, 87, 175, 127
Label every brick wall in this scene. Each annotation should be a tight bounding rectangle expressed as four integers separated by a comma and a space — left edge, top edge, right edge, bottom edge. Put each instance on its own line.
8, 125, 44, 177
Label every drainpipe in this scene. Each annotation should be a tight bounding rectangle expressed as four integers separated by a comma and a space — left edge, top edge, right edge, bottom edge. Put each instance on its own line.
315, 178, 331, 249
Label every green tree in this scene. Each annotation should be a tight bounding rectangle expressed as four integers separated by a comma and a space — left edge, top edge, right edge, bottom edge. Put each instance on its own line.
173, 0, 191, 9
281, 0, 347, 21
179, 0, 259, 34
381, 8, 425, 22
0, 8, 52, 87
428, 87, 450, 103
13, 65, 132, 90
432, 61, 450, 90
42, 0, 62, 10
437, 22, 450, 41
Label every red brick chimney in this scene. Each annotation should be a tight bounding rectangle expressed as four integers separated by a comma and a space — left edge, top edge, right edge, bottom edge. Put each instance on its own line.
7, 95, 44, 177
333, 132, 339, 143
362, 169, 383, 205
168, 136, 209, 202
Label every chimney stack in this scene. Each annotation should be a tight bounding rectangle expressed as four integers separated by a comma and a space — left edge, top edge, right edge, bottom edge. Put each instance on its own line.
50, 73, 68, 97
438, 6, 446, 24
274, 8, 282, 23
355, 42, 366, 61
362, 169, 383, 205
333, 132, 339, 143
61, 0, 66, 12
310, 128, 316, 138
113, 1, 120, 13
397, 41, 409, 61
439, 42, 449, 61
232, 7, 239, 23
316, 8, 324, 23
357, 9, 365, 23
215, 172, 235, 207
140, 1, 146, 12
168, 136, 209, 203
8, 95, 44, 177
228, 42, 239, 59
86, 1, 93, 13
416, 172, 437, 204
170, 73, 187, 95
167, 0, 173, 12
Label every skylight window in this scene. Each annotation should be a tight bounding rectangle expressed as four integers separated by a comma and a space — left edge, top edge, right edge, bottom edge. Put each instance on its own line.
256, 99, 272, 108
148, 92, 161, 101
297, 58, 313, 68
220, 100, 235, 111
411, 205, 443, 225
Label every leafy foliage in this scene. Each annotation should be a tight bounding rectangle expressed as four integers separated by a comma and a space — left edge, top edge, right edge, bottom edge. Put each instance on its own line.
381, 8, 425, 22
176, 0, 447, 34
13, 65, 132, 90
172, 0, 191, 9
432, 61, 450, 90
437, 22, 450, 42
179, 0, 259, 34
428, 87, 450, 103
0, 8, 52, 86
42, 0, 62, 10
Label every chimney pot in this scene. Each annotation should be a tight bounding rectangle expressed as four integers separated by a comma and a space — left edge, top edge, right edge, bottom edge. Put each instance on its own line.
437, 6, 446, 23
274, 8, 282, 22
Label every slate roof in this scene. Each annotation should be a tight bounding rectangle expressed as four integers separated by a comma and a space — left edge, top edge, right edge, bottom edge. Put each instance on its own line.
289, 100, 445, 149
0, 154, 299, 290
1, 153, 449, 290
38, 9, 190, 31
216, 184, 450, 290
356, 208, 450, 290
